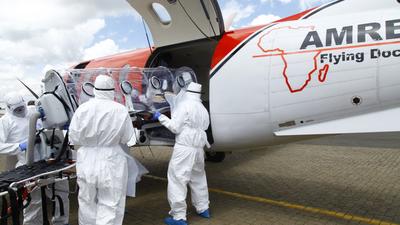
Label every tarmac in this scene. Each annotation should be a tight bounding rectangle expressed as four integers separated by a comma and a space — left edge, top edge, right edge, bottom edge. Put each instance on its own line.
2, 133, 400, 225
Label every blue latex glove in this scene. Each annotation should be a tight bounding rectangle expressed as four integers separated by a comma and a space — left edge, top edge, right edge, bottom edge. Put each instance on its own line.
19, 141, 27, 152
152, 111, 161, 121
38, 107, 46, 119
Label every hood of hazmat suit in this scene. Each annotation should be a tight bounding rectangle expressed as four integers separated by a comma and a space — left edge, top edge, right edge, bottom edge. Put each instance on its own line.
158, 82, 210, 221
69, 75, 148, 225
93, 74, 116, 100
5, 92, 27, 118
0, 93, 37, 167
166, 67, 196, 115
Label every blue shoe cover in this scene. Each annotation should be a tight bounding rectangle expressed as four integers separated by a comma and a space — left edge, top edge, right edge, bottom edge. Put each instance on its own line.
164, 217, 188, 225
198, 209, 210, 218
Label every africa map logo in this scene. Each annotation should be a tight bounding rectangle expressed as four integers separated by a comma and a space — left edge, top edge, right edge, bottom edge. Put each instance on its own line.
255, 26, 329, 93
254, 20, 400, 93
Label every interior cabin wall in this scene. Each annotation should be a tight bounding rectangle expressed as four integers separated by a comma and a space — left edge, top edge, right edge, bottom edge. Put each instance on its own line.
146, 39, 219, 102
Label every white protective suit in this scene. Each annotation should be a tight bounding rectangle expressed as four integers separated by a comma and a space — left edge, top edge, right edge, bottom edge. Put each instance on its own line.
69, 75, 147, 225
158, 82, 210, 221
0, 93, 69, 225
0, 93, 30, 168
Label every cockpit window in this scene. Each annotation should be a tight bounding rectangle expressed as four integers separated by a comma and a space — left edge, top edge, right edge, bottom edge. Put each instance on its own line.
152, 3, 171, 25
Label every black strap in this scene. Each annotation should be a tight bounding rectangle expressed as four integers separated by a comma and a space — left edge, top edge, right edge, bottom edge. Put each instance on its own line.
51, 184, 65, 218
94, 87, 115, 91
8, 189, 20, 225
16, 190, 23, 211
43, 86, 72, 120
54, 195, 64, 217
23, 194, 31, 209
40, 187, 50, 225
50, 129, 56, 149
51, 184, 55, 217
55, 71, 77, 113
1, 196, 8, 225
186, 90, 204, 94
55, 130, 69, 162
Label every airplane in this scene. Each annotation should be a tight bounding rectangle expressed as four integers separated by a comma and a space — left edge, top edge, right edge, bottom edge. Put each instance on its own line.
62, 0, 400, 162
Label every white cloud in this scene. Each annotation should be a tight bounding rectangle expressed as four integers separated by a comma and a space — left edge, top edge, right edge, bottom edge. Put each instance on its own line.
261, 0, 293, 4
0, 18, 107, 97
83, 39, 121, 60
221, 0, 256, 27
0, 19, 105, 66
299, 0, 332, 10
0, 0, 139, 97
260, 0, 293, 7
0, 0, 139, 41
250, 14, 281, 26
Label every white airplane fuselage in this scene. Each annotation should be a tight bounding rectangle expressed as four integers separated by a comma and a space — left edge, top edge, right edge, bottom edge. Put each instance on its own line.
72, 0, 400, 152
210, 0, 400, 151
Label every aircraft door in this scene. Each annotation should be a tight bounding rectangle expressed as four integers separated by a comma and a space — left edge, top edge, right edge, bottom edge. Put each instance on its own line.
126, 0, 224, 47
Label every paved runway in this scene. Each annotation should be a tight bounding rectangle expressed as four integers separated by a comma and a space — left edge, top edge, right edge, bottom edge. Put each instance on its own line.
2, 133, 400, 225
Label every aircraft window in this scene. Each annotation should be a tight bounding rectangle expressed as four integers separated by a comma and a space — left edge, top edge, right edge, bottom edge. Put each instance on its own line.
152, 3, 171, 25
150, 76, 162, 89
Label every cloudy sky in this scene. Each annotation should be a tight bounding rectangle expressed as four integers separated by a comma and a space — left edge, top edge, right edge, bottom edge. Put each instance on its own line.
0, 0, 331, 101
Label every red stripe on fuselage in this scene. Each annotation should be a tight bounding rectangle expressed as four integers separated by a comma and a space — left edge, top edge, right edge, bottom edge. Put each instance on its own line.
84, 48, 152, 68
210, 8, 315, 70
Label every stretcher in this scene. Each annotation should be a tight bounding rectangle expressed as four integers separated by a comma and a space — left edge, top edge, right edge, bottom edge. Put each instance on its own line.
0, 70, 80, 225
0, 159, 76, 225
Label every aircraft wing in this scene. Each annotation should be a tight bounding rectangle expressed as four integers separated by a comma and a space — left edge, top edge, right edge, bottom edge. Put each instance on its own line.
274, 107, 400, 136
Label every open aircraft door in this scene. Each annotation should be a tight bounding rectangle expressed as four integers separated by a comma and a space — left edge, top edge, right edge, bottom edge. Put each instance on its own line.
126, 0, 225, 47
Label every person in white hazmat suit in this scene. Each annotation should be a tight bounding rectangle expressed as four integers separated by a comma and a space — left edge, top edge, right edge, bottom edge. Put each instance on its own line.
69, 75, 148, 225
0, 93, 31, 168
153, 82, 211, 225
0, 92, 70, 225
